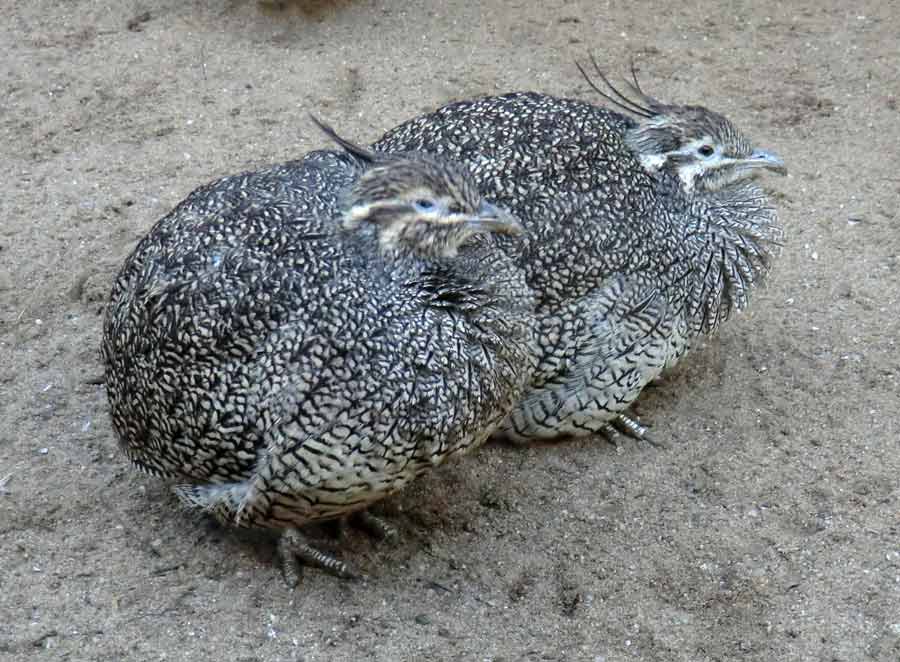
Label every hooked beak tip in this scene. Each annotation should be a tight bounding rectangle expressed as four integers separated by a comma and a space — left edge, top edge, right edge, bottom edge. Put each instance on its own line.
751, 150, 787, 175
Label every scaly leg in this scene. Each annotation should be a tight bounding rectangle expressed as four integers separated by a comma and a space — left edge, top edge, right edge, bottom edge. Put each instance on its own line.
279, 509, 401, 587
175, 484, 361, 585
278, 527, 357, 587
349, 510, 400, 544
329, 510, 401, 544
602, 413, 666, 448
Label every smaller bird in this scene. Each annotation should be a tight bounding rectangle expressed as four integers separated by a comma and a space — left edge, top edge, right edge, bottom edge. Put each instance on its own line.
102, 119, 537, 584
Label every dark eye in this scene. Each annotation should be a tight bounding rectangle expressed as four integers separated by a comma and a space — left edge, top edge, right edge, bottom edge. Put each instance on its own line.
413, 199, 437, 212
698, 145, 715, 157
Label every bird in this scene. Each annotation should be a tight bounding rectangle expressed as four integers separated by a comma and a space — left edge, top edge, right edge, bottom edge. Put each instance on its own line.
101, 118, 537, 584
372, 58, 786, 444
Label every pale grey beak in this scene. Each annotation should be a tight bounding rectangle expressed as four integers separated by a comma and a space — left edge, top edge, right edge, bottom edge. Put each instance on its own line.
747, 149, 787, 175
463, 201, 525, 236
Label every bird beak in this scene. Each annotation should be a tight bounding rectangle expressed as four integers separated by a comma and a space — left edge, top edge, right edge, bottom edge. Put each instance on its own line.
463, 201, 525, 236
745, 149, 787, 175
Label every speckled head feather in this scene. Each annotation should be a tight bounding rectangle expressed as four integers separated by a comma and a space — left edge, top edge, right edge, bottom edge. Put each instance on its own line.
311, 113, 481, 214
577, 55, 786, 193
311, 117, 521, 257
347, 157, 483, 217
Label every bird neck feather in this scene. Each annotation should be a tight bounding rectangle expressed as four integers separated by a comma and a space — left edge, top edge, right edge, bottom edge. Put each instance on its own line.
677, 181, 781, 336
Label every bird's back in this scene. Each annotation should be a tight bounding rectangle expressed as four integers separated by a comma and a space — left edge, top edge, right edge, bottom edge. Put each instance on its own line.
102, 150, 536, 516
373, 93, 684, 394
374, 89, 782, 440
374, 92, 671, 299
102, 154, 356, 481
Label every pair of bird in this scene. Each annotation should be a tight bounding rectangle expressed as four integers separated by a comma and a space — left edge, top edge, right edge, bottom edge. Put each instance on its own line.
102, 62, 786, 584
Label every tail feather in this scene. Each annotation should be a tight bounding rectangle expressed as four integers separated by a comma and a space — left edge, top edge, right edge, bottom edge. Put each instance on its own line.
173, 482, 249, 526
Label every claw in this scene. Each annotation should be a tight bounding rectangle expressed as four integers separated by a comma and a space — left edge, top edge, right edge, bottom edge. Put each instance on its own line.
612, 413, 667, 448
278, 528, 358, 587
599, 422, 626, 448
350, 510, 400, 545
276, 509, 403, 586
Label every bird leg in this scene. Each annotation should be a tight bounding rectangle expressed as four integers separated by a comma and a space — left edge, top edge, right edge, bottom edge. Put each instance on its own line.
329, 509, 401, 544
349, 510, 400, 544
278, 527, 358, 587
605, 413, 666, 448
279, 509, 401, 586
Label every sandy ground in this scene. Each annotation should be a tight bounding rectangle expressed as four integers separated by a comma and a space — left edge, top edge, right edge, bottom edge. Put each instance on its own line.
2, 1, 898, 660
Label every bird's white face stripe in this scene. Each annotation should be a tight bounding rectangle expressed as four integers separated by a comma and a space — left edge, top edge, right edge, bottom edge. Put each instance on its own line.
678, 137, 720, 158
346, 203, 374, 227
639, 136, 724, 180
638, 153, 667, 172
346, 195, 471, 229
671, 137, 735, 192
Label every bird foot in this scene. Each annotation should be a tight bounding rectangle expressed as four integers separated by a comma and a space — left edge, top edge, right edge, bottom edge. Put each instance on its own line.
349, 510, 400, 544
278, 528, 358, 587
602, 413, 666, 448
278, 510, 401, 587
328, 509, 401, 544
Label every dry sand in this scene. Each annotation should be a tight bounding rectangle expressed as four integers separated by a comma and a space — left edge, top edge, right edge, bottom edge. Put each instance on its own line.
2, 1, 898, 660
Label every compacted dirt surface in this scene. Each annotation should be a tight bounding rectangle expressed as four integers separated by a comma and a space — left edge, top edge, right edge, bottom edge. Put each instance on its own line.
2, 1, 898, 660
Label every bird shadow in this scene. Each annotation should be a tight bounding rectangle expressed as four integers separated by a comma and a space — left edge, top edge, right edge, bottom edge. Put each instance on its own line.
244, 0, 359, 20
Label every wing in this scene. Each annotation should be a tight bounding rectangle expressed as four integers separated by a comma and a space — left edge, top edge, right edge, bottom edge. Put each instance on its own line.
500, 276, 673, 441
103, 163, 350, 482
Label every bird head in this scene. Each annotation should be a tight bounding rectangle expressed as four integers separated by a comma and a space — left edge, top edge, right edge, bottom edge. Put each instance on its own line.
577, 57, 787, 194
311, 116, 523, 258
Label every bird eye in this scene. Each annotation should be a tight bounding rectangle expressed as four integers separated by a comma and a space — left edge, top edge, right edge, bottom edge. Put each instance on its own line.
413, 199, 438, 212
698, 145, 715, 157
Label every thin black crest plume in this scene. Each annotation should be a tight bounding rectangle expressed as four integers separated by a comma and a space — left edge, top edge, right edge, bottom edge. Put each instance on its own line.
574, 55, 655, 118
589, 53, 656, 116
574, 60, 636, 116
629, 58, 646, 96
309, 114, 375, 164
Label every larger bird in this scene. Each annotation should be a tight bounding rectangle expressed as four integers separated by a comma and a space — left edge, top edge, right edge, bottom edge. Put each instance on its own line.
102, 121, 536, 583
374, 61, 786, 442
